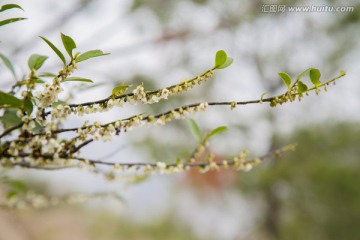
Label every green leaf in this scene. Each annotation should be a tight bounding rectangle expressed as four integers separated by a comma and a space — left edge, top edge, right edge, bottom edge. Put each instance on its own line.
297, 81, 308, 94
112, 84, 131, 96
62, 77, 93, 83
52, 100, 67, 108
32, 119, 43, 132
131, 175, 149, 184
7, 179, 27, 199
0, 4, 24, 12
339, 70, 346, 76
296, 67, 312, 81
34, 79, 45, 84
7, 189, 18, 199
75, 50, 110, 63
0, 91, 22, 108
0, 53, 16, 78
309, 68, 321, 87
28, 54, 48, 70
22, 98, 33, 114
39, 36, 66, 65
217, 57, 233, 69
261, 92, 268, 101
61, 33, 77, 59
207, 126, 228, 139
188, 118, 202, 142
0, 109, 21, 128
0, 18, 26, 27
215, 50, 227, 68
38, 72, 57, 77
278, 72, 292, 88
9, 180, 27, 191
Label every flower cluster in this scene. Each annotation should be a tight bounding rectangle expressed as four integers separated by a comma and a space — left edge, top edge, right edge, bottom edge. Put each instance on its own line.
76, 115, 144, 141
36, 78, 62, 109
19, 115, 36, 132
153, 102, 208, 126
1, 191, 97, 209
49, 101, 209, 143
101, 149, 264, 177
48, 69, 214, 119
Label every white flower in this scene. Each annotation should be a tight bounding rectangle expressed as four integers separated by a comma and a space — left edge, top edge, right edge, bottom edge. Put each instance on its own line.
127, 97, 138, 105
133, 85, 146, 102
156, 162, 167, 170
160, 89, 170, 99
101, 133, 112, 141
84, 107, 92, 114
36, 81, 62, 108
148, 95, 160, 104
77, 106, 84, 116
242, 163, 253, 172
107, 124, 115, 133
107, 99, 114, 108
92, 104, 100, 113
155, 118, 165, 126
51, 108, 59, 119
28, 121, 36, 130
114, 121, 122, 128
114, 98, 124, 107
198, 102, 208, 111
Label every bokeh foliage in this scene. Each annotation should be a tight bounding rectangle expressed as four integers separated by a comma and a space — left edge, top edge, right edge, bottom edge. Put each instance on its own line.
239, 123, 360, 239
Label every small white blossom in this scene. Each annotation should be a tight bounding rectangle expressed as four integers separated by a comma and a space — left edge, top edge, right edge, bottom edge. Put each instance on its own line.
155, 118, 165, 126
156, 162, 167, 170
160, 88, 170, 99
198, 102, 208, 111
107, 99, 114, 108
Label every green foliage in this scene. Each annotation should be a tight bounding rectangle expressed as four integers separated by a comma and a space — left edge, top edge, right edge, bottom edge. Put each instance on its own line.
40, 36, 66, 65
62, 77, 93, 83
261, 92, 268, 101
205, 125, 228, 140
0, 1, 347, 215
41, 34, 109, 65
275, 68, 338, 99
0, 90, 22, 108
188, 118, 202, 142
214, 49, 233, 69
297, 81, 308, 94
61, 33, 77, 59
7, 179, 28, 199
28, 54, 48, 70
278, 72, 292, 88
23, 98, 33, 114
0, 109, 21, 128
215, 50, 227, 67
0, 4, 23, 12
0, 17, 26, 27
38, 72, 57, 77
75, 50, 110, 63
296, 67, 312, 82
0, 3, 26, 27
187, 118, 228, 142
309, 68, 321, 87
279, 67, 325, 92
0, 53, 16, 78
112, 84, 131, 96
0, 90, 34, 114
238, 123, 360, 240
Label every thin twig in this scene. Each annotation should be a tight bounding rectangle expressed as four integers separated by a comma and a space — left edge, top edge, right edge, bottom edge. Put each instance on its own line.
0, 123, 24, 139
70, 139, 93, 154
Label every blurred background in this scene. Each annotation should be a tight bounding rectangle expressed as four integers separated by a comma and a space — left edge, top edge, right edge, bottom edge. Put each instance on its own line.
1, 0, 360, 239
